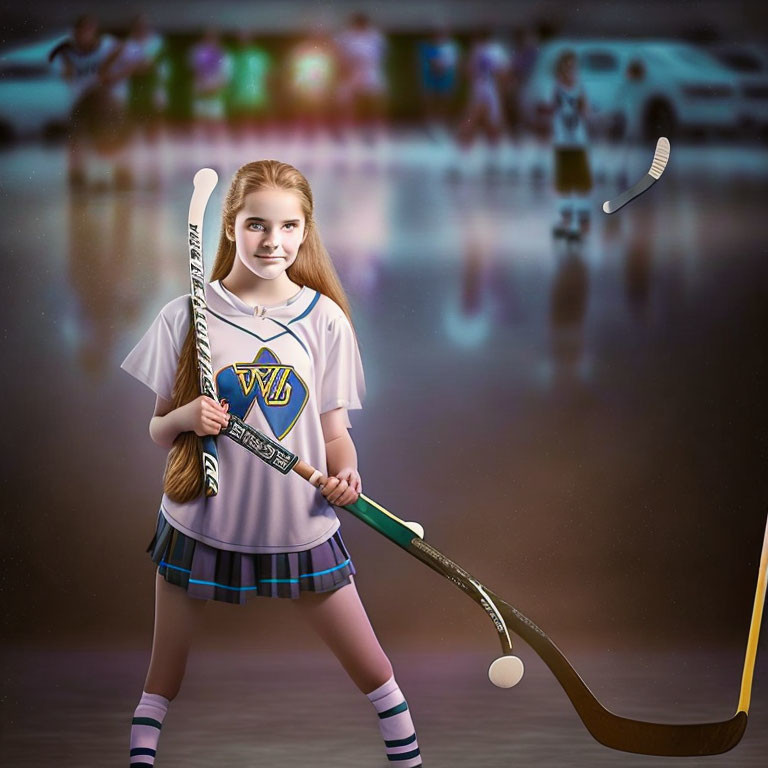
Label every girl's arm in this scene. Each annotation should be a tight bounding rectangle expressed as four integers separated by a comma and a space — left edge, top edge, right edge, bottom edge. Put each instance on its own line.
149, 394, 229, 449
320, 407, 361, 506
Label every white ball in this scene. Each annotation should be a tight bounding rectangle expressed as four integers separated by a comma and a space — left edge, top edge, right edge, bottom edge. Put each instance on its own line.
488, 655, 525, 688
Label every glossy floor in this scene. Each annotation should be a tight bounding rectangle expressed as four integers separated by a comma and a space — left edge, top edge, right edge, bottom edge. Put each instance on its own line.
2, 129, 767, 765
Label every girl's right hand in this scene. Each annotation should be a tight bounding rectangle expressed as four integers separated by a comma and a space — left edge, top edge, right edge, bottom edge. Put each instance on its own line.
179, 396, 230, 436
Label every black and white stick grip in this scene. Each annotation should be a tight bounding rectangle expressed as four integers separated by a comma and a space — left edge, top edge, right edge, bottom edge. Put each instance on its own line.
221, 415, 299, 474
188, 168, 220, 496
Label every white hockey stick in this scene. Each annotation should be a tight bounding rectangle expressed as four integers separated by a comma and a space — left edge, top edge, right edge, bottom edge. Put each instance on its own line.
602, 137, 670, 214
189, 168, 220, 496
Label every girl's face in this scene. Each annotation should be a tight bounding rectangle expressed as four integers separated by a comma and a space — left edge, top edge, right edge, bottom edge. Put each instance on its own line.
228, 188, 307, 282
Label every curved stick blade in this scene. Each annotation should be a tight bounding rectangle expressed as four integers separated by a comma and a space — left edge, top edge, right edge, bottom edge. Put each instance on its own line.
489, 587, 748, 756
602, 137, 670, 214
649, 136, 671, 180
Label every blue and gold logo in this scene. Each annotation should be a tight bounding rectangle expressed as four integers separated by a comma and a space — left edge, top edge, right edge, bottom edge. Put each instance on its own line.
216, 348, 308, 440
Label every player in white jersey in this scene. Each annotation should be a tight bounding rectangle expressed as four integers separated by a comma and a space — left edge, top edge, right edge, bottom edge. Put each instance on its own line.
49, 14, 126, 189
458, 29, 511, 148
550, 50, 593, 239
96, 14, 168, 188
108, 14, 167, 126
122, 160, 422, 767
334, 13, 388, 141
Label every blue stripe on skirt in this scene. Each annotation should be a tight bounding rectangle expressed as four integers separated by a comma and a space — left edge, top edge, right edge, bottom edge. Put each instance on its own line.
146, 510, 356, 604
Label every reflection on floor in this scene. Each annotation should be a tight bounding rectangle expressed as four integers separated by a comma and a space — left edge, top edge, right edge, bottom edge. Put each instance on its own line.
2, 132, 768, 767
3, 646, 767, 767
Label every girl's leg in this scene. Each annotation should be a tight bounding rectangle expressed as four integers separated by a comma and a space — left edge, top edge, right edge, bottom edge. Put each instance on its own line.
130, 571, 207, 766
294, 578, 422, 766
67, 135, 87, 187
144, 570, 207, 698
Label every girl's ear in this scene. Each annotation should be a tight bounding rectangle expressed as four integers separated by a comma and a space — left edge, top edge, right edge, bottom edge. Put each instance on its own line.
225, 226, 234, 241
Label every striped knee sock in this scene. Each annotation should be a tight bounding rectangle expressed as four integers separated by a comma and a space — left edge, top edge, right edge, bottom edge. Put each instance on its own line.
367, 676, 422, 766
130, 691, 169, 766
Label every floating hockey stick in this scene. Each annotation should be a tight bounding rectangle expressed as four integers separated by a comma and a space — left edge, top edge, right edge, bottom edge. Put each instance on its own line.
602, 137, 670, 214
189, 168, 221, 496
218, 415, 767, 757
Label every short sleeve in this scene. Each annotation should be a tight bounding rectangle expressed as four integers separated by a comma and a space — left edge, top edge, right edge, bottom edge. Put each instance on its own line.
319, 313, 366, 416
121, 297, 190, 401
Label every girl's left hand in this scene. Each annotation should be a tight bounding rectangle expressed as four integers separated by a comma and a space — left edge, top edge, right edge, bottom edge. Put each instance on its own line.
321, 467, 362, 506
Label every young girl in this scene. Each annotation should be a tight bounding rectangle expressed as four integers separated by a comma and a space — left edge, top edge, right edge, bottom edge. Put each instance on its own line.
550, 50, 593, 240
121, 160, 422, 767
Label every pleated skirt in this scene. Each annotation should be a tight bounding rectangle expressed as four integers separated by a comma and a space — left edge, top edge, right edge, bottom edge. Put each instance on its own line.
146, 510, 356, 605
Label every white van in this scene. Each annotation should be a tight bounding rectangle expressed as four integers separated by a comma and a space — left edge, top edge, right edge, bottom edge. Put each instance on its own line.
520, 39, 741, 141
0, 35, 75, 142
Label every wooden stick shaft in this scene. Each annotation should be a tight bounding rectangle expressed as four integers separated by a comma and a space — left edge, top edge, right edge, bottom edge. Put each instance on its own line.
738, 513, 768, 713
293, 459, 327, 486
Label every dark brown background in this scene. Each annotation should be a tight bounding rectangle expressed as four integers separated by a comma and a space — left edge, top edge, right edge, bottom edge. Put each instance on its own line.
2, 1, 767, 765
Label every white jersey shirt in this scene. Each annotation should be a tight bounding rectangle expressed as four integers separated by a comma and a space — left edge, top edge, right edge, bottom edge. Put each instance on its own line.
121, 281, 365, 554
469, 41, 509, 89
468, 40, 509, 122
552, 82, 589, 148
50, 35, 119, 102
335, 27, 387, 92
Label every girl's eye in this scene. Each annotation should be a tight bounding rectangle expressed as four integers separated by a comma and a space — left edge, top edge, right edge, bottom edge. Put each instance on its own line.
247, 222, 298, 231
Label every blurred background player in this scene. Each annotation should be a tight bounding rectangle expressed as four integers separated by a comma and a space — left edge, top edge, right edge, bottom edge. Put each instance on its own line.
334, 13, 388, 144
188, 26, 232, 141
508, 26, 539, 139
457, 28, 512, 172
105, 13, 168, 187
417, 27, 460, 141
49, 14, 127, 189
615, 57, 647, 190
226, 30, 273, 140
550, 50, 593, 239
287, 31, 337, 141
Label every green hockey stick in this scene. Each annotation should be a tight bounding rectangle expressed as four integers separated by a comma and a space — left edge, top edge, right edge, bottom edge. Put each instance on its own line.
220, 416, 766, 757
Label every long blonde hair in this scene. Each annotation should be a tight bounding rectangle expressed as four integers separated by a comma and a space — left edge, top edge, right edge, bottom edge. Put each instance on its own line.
164, 160, 353, 502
